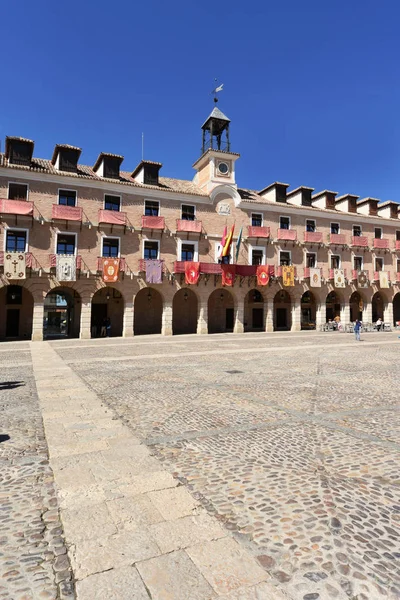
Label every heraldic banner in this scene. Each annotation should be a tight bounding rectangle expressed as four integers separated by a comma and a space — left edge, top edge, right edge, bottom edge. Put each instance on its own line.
282, 265, 295, 287
379, 271, 389, 288
56, 255, 76, 282
334, 269, 345, 288
310, 267, 321, 288
145, 260, 162, 284
102, 258, 120, 283
4, 252, 26, 280
185, 262, 200, 285
221, 264, 236, 287
358, 270, 368, 288
256, 265, 270, 286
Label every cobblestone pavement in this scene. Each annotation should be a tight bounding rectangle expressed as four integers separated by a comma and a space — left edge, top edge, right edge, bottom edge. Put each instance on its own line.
54, 331, 400, 600
0, 344, 74, 600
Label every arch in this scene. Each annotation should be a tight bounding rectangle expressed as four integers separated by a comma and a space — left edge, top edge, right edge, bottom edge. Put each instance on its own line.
393, 292, 400, 327
172, 288, 198, 335
208, 289, 234, 334
244, 288, 264, 332
91, 287, 124, 338
326, 290, 341, 322
273, 289, 291, 331
371, 291, 385, 323
134, 287, 163, 335
301, 291, 316, 330
210, 185, 242, 207
349, 291, 364, 322
43, 287, 81, 339
0, 285, 34, 341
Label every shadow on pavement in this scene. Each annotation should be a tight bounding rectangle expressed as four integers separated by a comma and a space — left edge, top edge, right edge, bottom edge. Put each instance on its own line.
0, 434, 10, 443
0, 381, 25, 390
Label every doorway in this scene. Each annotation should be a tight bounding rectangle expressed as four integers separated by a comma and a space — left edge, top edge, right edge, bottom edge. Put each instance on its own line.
276, 308, 287, 329
6, 309, 20, 337
252, 308, 263, 329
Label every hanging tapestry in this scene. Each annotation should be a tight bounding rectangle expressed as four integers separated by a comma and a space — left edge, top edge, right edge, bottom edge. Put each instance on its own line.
282, 265, 295, 287
56, 255, 76, 282
145, 259, 162, 284
310, 267, 321, 288
102, 258, 120, 283
221, 264, 236, 287
256, 265, 270, 286
185, 262, 200, 285
358, 270, 368, 288
379, 271, 389, 289
4, 252, 26, 280
334, 268, 345, 288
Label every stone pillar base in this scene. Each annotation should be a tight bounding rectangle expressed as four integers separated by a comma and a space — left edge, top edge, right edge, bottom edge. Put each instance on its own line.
31, 330, 44, 342
80, 330, 91, 340
197, 325, 208, 335
234, 323, 244, 334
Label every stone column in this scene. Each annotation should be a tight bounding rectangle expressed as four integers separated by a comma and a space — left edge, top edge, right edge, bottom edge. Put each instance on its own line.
291, 296, 302, 332
79, 296, 92, 339
265, 298, 274, 332
162, 301, 173, 336
340, 300, 348, 328
197, 301, 208, 335
123, 301, 134, 337
363, 301, 372, 324
234, 302, 244, 333
384, 301, 393, 326
316, 302, 326, 331
31, 301, 44, 341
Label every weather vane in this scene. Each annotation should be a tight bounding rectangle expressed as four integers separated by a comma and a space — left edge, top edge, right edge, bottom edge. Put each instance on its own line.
211, 79, 224, 104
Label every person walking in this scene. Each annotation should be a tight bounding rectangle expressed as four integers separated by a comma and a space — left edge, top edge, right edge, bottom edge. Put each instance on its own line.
354, 319, 361, 341
100, 317, 107, 337
376, 317, 382, 332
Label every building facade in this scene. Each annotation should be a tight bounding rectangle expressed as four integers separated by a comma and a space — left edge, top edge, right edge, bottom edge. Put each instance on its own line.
1, 107, 400, 341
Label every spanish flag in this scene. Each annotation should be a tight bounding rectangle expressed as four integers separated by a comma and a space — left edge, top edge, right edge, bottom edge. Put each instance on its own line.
221, 224, 235, 258
219, 226, 227, 257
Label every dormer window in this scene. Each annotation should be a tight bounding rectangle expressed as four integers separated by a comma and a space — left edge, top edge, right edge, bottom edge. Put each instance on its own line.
104, 195, 121, 212
8, 183, 28, 200
132, 161, 162, 186
144, 200, 159, 216
181, 205, 195, 221
5, 137, 34, 166
59, 190, 77, 207
52, 145, 81, 173
93, 153, 123, 179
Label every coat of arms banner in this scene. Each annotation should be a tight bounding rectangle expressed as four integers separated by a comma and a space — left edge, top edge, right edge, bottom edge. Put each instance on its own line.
334, 269, 345, 288
56, 255, 76, 282
310, 268, 321, 288
4, 252, 26, 280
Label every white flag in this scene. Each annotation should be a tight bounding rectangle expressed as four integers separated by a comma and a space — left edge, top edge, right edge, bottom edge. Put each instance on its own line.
310, 267, 321, 287
334, 269, 345, 288
56, 255, 76, 282
4, 252, 26, 280
214, 83, 224, 93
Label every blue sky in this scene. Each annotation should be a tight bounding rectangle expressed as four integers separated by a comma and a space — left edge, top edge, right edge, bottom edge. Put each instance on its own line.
2, 0, 400, 202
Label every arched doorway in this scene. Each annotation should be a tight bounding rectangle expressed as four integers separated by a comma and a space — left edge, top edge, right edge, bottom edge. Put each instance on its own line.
301, 291, 316, 330
372, 292, 384, 323
0, 285, 34, 340
172, 289, 198, 335
91, 287, 124, 337
208, 289, 234, 334
274, 290, 291, 331
134, 288, 163, 335
393, 293, 400, 326
349, 291, 363, 322
244, 289, 264, 332
326, 291, 341, 322
43, 288, 81, 339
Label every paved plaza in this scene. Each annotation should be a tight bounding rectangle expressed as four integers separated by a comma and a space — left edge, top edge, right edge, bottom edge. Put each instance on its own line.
1, 331, 400, 600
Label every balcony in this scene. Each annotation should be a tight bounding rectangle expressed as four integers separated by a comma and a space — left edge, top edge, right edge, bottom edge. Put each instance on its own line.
276, 266, 297, 277
0, 198, 34, 216
176, 219, 202, 233
97, 257, 126, 272
373, 271, 390, 282
247, 226, 270, 238
329, 233, 347, 245
328, 268, 347, 279
141, 215, 165, 230
52, 204, 83, 222
138, 258, 165, 272
351, 235, 369, 247
373, 238, 389, 249
304, 231, 323, 244
351, 269, 369, 280
50, 254, 82, 270
98, 209, 127, 226
277, 229, 297, 241
396, 241, 400, 251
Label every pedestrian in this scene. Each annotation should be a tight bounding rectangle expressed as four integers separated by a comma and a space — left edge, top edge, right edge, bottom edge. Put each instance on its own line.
376, 317, 382, 332
354, 319, 361, 341
101, 317, 107, 337
106, 317, 111, 337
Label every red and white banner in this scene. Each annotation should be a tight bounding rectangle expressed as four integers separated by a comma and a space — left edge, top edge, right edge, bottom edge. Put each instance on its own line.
256, 265, 270, 286
221, 264, 236, 287
185, 262, 200, 285
102, 258, 119, 283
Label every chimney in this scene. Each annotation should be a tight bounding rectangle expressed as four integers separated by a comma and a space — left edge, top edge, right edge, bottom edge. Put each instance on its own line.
131, 160, 162, 186
51, 144, 82, 173
287, 186, 314, 207
93, 152, 124, 179
312, 190, 337, 209
5, 136, 34, 166
258, 182, 289, 203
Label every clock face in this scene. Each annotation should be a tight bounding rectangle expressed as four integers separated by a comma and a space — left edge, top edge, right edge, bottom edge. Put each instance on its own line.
217, 162, 229, 175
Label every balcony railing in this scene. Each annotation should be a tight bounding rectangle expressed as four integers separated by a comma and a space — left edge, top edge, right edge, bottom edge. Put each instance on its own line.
304, 231, 323, 244
277, 229, 297, 241
0, 198, 34, 216
98, 209, 127, 226
351, 269, 369, 280
328, 233, 347, 245
373, 271, 390, 282
141, 215, 165, 230
176, 219, 202, 233
276, 266, 297, 277
396, 241, 400, 251
373, 238, 389, 249
52, 204, 83, 222
138, 258, 165, 272
50, 254, 82, 269
351, 235, 369, 247
97, 257, 126, 272
173, 261, 222, 275
247, 226, 270, 238
328, 268, 347, 279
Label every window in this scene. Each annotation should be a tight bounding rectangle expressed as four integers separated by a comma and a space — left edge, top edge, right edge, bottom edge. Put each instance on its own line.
102, 238, 119, 258
397, 259, 400, 272
181, 243, 195, 261
331, 223, 340, 234
143, 240, 159, 259
353, 225, 362, 237
6, 230, 27, 252
396, 231, 400, 241
280, 216, 290, 230
330, 255, 341, 269
354, 256, 363, 270
181, 205, 195, 221
251, 249, 264, 266
251, 213, 262, 227
375, 258, 383, 272
8, 183, 28, 200
104, 195, 120, 211
306, 253, 316, 268
58, 190, 77, 207
280, 251, 291, 266
144, 200, 159, 216
306, 220, 316, 232
374, 227, 382, 239
56, 234, 76, 255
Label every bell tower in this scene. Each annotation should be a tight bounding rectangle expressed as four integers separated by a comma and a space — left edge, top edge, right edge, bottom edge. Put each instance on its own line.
201, 107, 231, 153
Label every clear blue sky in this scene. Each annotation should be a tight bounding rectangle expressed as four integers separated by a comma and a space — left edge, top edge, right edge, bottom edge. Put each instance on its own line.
2, 0, 400, 202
